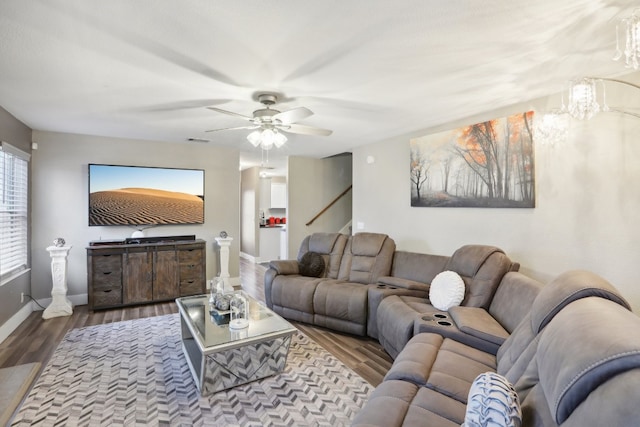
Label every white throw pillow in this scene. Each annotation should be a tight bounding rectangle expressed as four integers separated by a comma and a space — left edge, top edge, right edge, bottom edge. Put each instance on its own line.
463, 372, 522, 427
429, 270, 465, 311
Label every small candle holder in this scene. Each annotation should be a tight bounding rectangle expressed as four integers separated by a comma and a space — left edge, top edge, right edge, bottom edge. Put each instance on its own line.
230, 327, 248, 340
229, 293, 249, 329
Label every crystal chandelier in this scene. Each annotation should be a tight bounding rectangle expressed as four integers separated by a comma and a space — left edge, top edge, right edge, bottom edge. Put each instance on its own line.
533, 112, 569, 146
246, 126, 287, 150
565, 78, 607, 120
561, 77, 640, 121
613, 8, 640, 70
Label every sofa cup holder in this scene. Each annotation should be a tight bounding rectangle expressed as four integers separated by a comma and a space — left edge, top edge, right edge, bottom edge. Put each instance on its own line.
376, 284, 397, 290
421, 313, 451, 326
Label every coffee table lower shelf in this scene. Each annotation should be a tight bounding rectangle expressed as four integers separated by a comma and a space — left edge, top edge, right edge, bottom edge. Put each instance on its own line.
180, 316, 295, 395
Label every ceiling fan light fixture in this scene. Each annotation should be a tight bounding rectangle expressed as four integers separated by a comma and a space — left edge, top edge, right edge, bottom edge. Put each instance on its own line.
247, 130, 262, 147
274, 130, 287, 148
260, 128, 276, 150
246, 127, 287, 150
207, 92, 331, 151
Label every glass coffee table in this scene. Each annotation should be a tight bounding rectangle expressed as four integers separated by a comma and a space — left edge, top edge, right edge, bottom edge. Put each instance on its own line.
176, 291, 297, 395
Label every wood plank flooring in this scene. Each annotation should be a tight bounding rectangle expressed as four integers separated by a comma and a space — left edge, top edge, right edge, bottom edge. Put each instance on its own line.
0, 258, 392, 389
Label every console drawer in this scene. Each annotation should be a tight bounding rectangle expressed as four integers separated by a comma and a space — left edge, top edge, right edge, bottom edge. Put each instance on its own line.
180, 262, 203, 280
91, 252, 122, 275
92, 270, 122, 289
180, 278, 203, 296
179, 246, 204, 265
92, 287, 122, 308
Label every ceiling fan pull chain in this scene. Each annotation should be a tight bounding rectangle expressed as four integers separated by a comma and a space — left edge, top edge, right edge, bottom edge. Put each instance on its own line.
261, 146, 270, 164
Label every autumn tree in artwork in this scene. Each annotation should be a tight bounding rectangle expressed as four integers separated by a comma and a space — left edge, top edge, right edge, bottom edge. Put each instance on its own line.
441, 156, 452, 194
516, 112, 535, 203
410, 145, 429, 200
452, 111, 534, 203
453, 120, 501, 198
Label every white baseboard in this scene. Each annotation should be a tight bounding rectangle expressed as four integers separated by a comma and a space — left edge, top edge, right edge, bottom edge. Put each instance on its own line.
0, 293, 90, 344
0, 303, 33, 344
240, 252, 259, 263
206, 277, 241, 292
229, 276, 241, 288
32, 293, 89, 311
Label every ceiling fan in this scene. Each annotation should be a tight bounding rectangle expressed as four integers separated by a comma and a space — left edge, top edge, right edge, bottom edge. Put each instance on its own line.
205, 93, 332, 149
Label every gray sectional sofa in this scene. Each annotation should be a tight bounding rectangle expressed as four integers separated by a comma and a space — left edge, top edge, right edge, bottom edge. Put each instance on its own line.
264, 232, 640, 426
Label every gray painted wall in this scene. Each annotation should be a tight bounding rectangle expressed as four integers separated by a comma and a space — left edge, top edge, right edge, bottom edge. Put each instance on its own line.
30, 131, 240, 303
353, 76, 640, 311
287, 154, 352, 258
240, 167, 259, 257
0, 107, 32, 325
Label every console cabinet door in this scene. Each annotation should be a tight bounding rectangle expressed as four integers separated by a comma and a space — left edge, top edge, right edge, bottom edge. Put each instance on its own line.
124, 249, 153, 304
153, 247, 179, 300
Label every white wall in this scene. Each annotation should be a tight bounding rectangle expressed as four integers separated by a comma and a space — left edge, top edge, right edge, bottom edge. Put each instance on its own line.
353, 78, 640, 311
30, 131, 240, 303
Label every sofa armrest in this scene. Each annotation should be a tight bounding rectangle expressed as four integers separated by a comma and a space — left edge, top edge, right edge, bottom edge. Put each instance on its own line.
268, 259, 300, 275
377, 276, 430, 292
448, 306, 509, 346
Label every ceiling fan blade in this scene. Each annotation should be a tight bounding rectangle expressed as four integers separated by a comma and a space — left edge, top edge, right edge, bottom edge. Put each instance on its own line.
207, 107, 254, 121
205, 125, 259, 133
279, 123, 333, 136
130, 99, 235, 113
272, 107, 314, 124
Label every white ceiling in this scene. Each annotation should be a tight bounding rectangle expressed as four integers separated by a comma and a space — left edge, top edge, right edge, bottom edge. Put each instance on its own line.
0, 1, 635, 174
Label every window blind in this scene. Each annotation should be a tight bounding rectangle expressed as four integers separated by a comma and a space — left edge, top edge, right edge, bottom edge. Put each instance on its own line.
0, 141, 30, 282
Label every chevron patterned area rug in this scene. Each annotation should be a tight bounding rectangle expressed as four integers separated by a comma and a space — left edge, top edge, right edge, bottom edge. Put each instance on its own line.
12, 314, 373, 426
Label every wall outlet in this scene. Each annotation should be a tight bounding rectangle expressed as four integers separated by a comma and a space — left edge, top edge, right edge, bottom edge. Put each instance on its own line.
20, 292, 24, 303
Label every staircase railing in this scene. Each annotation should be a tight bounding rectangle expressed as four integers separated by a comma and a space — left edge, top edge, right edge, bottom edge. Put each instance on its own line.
305, 185, 352, 226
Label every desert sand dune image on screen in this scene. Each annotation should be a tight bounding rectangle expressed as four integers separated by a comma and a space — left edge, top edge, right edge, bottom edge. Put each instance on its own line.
89, 188, 204, 226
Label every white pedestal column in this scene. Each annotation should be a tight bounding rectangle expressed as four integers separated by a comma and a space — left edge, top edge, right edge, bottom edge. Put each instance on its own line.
43, 245, 73, 319
214, 237, 234, 292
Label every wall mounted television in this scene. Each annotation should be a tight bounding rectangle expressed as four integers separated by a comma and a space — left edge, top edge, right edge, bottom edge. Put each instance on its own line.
88, 164, 205, 227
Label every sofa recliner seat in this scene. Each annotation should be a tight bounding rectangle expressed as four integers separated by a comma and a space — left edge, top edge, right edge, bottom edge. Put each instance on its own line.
377, 245, 517, 358
265, 232, 349, 324
496, 269, 631, 383
410, 270, 543, 355
310, 232, 396, 335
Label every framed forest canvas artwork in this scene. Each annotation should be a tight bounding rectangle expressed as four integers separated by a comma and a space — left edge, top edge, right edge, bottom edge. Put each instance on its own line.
410, 111, 535, 208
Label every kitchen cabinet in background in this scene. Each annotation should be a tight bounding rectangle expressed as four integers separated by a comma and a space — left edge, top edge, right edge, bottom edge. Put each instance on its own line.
259, 227, 282, 262
270, 182, 286, 208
